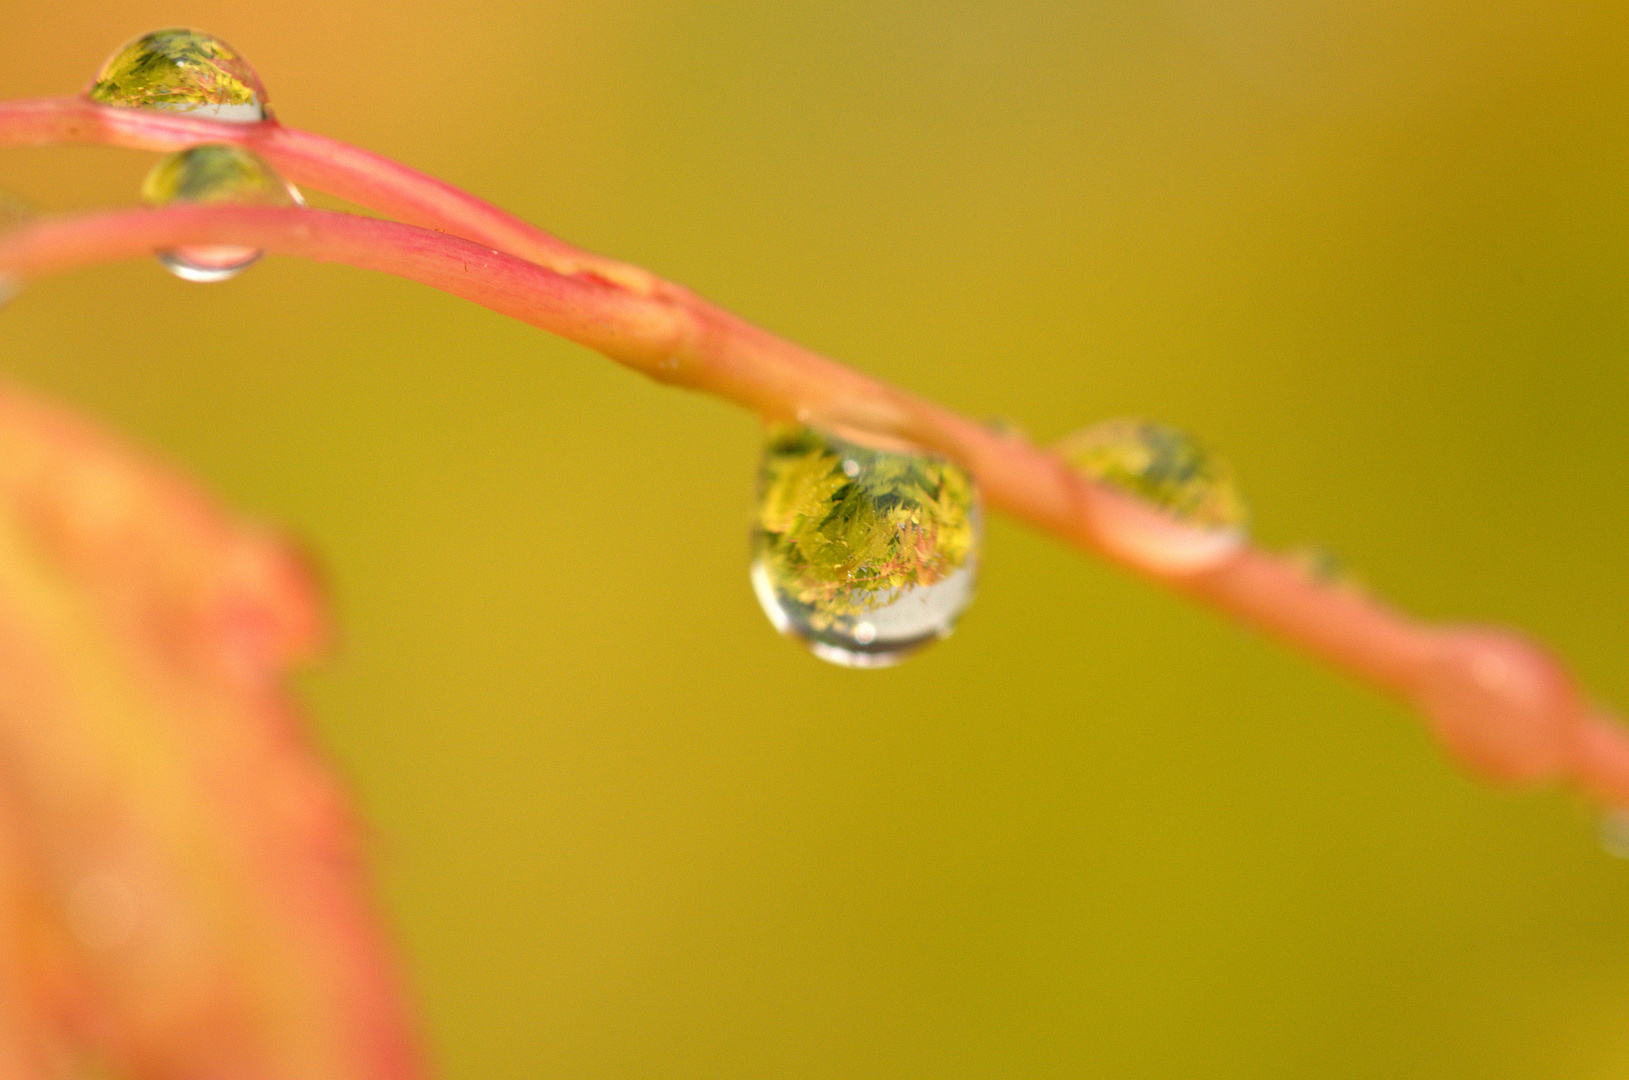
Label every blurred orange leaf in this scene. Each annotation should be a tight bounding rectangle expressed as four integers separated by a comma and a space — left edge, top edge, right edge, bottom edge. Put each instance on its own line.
0, 385, 424, 1078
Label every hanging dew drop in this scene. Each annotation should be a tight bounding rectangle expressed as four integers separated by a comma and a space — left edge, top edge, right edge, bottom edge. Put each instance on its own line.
141, 144, 303, 283
1055, 418, 1248, 572
751, 424, 981, 668
88, 29, 269, 122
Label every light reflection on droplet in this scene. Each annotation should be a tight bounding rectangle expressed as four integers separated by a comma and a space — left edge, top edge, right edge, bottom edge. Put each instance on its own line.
751, 424, 980, 667
87, 28, 270, 122
141, 143, 302, 283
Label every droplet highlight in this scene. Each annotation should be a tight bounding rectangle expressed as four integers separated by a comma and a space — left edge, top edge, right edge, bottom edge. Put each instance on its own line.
1055, 418, 1247, 573
141, 144, 302, 282
88, 29, 269, 121
752, 424, 980, 667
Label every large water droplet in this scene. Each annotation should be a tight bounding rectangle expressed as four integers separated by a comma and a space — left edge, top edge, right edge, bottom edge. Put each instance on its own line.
87, 29, 269, 122
141, 144, 302, 282
751, 424, 980, 667
1055, 418, 1247, 572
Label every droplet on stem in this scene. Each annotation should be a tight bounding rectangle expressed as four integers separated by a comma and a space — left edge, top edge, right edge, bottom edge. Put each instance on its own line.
1285, 544, 1360, 589
751, 424, 980, 667
87, 28, 270, 122
1054, 418, 1248, 573
141, 144, 303, 282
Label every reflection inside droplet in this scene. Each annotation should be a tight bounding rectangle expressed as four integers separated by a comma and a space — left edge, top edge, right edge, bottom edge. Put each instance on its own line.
1056, 418, 1248, 531
88, 28, 270, 122
141, 143, 302, 283
751, 424, 981, 667
1055, 417, 1249, 573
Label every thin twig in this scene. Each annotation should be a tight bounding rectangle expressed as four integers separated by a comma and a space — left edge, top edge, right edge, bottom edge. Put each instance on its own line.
1, 97, 1624, 805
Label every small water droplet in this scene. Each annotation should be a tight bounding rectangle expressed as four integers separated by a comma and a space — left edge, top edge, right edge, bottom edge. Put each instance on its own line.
1598, 810, 1629, 858
141, 143, 302, 282
1286, 544, 1359, 589
752, 424, 980, 667
87, 29, 269, 121
984, 416, 1027, 440
1055, 418, 1248, 572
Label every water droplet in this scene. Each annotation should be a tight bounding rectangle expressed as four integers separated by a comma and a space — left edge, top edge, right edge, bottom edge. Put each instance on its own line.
1598, 809, 1629, 858
141, 143, 303, 282
87, 28, 269, 121
984, 416, 1027, 440
1057, 418, 1247, 531
751, 424, 980, 667
1055, 418, 1248, 573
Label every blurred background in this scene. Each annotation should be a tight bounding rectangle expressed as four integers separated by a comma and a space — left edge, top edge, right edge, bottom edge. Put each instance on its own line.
2, 1, 1627, 1075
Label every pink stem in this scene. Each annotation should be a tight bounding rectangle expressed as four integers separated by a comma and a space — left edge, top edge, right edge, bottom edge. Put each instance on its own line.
1, 99, 1625, 807
0, 97, 652, 290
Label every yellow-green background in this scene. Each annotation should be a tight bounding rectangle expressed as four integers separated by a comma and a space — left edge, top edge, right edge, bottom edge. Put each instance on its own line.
3, 2, 1628, 1075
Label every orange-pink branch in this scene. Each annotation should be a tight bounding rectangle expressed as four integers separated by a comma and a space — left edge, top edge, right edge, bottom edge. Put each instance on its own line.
0, 96, 652, 290
0, 97, 1625, 806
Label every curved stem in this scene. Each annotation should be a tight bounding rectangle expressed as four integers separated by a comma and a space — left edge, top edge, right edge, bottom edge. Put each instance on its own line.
1, 99, 1626, 807
0, 96, 653, 290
